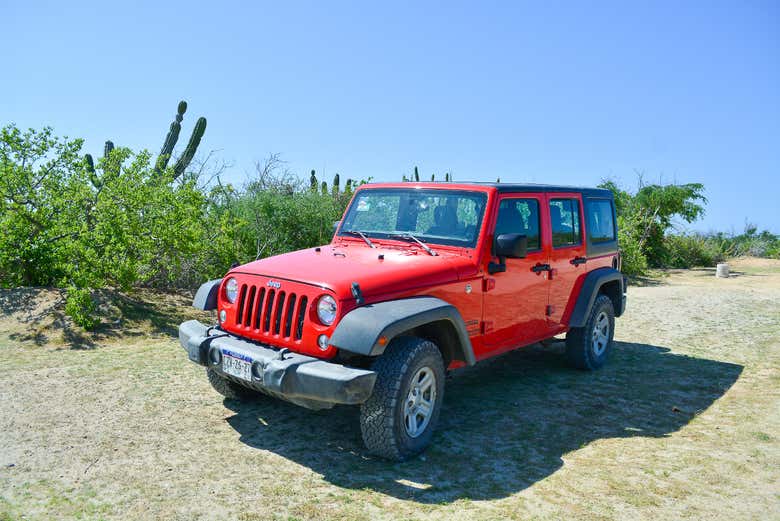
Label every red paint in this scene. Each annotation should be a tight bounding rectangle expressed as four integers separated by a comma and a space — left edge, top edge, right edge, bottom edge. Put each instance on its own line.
215, 182, 619, 368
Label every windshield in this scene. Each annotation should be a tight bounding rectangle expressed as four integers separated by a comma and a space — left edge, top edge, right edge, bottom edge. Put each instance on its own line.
339, 188, 488, 248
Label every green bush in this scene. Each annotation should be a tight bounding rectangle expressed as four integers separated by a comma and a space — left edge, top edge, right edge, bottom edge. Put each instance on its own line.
664, 234, 721, 268
64, 287, 99, 330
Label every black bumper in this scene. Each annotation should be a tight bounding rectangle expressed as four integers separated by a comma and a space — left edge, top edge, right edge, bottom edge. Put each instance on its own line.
178, 320, 376, 410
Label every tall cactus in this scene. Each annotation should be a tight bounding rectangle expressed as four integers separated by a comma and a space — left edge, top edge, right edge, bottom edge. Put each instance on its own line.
332, 174, 340, 198
321, 181, 328, 196
84, 154, 100, 188
155, 101, 186, 174
85, 140, 118, 188
173, 116, 206, 179
445, 172, 451, 182
154, 100, 208, 179
345, 179, 353, 196
310, 170, 318, 192
414, 166, 420, 182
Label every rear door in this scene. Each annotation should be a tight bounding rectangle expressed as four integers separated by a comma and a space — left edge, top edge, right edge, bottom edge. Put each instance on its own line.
546, 193, 587, 327
481, 193, 552, 352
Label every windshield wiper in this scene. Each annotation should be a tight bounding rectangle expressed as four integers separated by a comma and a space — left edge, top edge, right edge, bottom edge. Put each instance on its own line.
343, 229, 375, 248
389, 233, 437, 256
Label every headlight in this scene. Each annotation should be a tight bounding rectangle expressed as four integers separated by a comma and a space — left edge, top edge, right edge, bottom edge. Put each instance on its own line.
316, 295, 337, 326
225, 278, 239, 303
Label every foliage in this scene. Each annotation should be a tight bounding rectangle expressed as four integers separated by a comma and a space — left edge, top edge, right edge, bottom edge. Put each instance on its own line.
0, 123, 206, 325
64, 287, 99, 330
599, 178, 707, 274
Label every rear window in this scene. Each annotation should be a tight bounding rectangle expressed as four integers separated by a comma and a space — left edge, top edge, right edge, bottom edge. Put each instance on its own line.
587, 199, 616, 243
550, 198, 582, 248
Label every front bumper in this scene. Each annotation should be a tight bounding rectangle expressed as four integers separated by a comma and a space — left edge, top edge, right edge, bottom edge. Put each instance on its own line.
179, 320, 376, 410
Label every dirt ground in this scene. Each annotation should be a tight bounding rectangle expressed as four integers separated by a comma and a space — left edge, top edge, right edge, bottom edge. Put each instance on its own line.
1, 258, 778, 520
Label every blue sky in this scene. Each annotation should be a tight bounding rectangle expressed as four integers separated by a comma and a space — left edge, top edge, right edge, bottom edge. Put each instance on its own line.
2, 1, 778, 233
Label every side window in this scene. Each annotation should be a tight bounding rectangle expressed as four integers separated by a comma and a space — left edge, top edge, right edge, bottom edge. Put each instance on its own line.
494, 198, 540, 250
587, 199, 616, 243
550, 198, 582, 248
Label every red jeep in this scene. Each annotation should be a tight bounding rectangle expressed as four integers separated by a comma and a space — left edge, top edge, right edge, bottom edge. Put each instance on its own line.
179, 182, 627, 460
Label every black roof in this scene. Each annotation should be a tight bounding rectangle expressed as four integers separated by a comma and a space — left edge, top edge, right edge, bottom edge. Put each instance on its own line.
461, 182, 613, 198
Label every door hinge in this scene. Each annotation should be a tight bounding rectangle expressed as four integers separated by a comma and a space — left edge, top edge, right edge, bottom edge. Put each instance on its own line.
545, 305, 554, 316
480, 321, 494, 334
483, 278, 496, 292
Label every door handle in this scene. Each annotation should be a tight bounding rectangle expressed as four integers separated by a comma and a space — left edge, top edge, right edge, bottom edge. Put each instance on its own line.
571, 257, 587, 266
531, 263, 551, 273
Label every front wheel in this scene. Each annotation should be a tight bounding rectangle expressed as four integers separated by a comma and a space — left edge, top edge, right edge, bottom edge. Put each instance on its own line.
360, 337, 445, 461
206, 368, 261, 400
565, 294, 615, 370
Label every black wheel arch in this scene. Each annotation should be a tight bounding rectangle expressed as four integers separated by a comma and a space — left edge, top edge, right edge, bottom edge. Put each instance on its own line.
329, 296, 476, 366
568, 267, 627, 328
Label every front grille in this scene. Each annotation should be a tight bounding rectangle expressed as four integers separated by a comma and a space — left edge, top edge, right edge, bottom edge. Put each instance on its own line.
235, 283, 308, 341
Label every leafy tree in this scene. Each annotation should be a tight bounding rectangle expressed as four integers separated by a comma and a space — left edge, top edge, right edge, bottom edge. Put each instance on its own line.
599, 178, 707, 273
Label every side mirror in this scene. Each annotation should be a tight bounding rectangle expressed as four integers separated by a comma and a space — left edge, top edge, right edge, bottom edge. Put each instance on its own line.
489, 233, 527, 274
332, 220, 341, 234
495, 233, 527, 258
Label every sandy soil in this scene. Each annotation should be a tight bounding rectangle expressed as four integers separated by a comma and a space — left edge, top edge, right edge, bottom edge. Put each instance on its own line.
1, 258, 778, 520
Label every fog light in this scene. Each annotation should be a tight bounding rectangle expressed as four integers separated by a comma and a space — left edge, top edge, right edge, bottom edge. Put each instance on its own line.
219, 309, 226, 323
317, 335, 329, 351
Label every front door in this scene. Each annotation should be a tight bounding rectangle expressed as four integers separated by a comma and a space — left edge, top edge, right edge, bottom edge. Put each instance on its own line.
481, 194, 552, 353
546, 193, 587, 327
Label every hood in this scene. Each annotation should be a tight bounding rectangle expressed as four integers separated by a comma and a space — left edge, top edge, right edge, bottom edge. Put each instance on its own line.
231, 242, 478, 300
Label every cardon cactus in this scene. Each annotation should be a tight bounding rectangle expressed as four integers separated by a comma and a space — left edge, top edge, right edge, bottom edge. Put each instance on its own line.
84, 154, 100, 188
173, 116, 206, 179
414, 166, 420, 182
321, 181, 328, 196
155, 101, 186, 174
332, 174, 340, 198
310, 170, 318, 192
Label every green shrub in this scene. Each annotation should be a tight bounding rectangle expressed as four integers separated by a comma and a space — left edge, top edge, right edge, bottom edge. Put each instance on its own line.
664, 234, 721, 268
64, 287, 99, 330
616, 216, 648, 276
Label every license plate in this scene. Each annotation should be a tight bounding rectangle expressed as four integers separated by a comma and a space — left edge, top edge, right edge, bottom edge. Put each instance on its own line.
222, 350, 252, 381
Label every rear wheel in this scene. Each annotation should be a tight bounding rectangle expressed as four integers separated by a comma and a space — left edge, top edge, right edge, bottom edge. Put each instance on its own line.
360, 337, 445, 461
206, 368, 260, 400
565, 294, 615, 370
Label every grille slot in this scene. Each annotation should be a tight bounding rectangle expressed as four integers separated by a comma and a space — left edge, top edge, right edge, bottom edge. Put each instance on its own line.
235, 285, 248, 326
253, 288, 266, 329
243, 286, 256, 326
284, 294, 297, 338
263, 289, 275, 332
273, 292, 286, 335
295, 296, 308, 340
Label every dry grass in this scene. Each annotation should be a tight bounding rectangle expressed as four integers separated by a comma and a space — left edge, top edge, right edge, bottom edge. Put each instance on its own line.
1, 258, 778, 520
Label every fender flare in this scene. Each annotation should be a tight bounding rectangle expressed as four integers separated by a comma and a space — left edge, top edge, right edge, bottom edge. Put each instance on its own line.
193, 279, 222, 310
568, 267, 626, 328
329, 296, 476, 366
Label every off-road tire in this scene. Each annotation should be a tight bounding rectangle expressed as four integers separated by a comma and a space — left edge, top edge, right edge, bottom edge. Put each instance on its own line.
360, 337, 445, 461
565, 294, 615, 370
206, 368, 259, 400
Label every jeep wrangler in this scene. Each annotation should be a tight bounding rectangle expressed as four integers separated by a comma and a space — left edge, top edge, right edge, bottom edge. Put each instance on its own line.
179, 182, 627, 460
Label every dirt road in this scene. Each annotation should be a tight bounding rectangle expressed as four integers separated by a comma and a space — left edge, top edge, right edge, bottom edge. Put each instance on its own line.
1, 258, 778, 520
